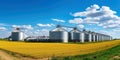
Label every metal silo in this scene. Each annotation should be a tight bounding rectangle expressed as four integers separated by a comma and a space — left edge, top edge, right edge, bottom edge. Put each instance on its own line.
88, 31, 92, 42
11, 28, 24, 41
69, 27, 81, 42
91, 32, 96, 42
49, 25, 68, 43
94, 33, 99, 42
81, 29, 89, 42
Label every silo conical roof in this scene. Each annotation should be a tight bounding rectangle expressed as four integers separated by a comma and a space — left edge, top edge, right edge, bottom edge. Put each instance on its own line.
51, 24, 67, 32
51, 27, 67, 32
70, 27, 80, 33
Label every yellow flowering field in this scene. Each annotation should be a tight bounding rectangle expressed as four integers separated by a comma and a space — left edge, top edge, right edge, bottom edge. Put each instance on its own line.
0, 40, 120, 58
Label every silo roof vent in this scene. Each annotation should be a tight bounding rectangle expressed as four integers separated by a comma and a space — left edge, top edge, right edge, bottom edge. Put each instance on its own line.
73, 27, 77, 30
70, 27, 80, 32
56, 24, 61, 28
83, 29, 86, 31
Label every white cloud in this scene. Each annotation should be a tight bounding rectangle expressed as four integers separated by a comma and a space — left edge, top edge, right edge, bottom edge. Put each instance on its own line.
83, 17, 99, 24
52, 18, 65, 22
77, 24, 84, 28
113, 29, 120, 32
0, 31, 10, 38
98, 29, 120, 39
70, 4, 120, 29
40, 29, 49, 36
69, 18, 83, 24
37, 23, 54, 27
0, 27, 7, 31
86, 4, 100, 11
73, 4, 116, 18
12, 25, 33, 30
24, 29, 49, 36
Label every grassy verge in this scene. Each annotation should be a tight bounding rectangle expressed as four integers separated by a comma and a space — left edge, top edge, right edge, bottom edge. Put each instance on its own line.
52, 45, 120, 60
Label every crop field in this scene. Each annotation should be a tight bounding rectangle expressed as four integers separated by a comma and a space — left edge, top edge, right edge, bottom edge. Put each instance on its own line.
0, 40, 120, 59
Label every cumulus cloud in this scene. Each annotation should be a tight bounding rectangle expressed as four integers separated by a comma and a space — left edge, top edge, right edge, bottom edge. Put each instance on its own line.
77, 24, 84, 28
70, 4, 120, 29
0, 27, 7, 31
40, 29, 49, 36
12, 25, 33, 30
0, 31, 10, 38
98, 29, 120, 39
69, 18, 83, 24
37, 23, 54, 27
52, 18, 65, 22
73, 4, 116, 17
24, 29, 49, 36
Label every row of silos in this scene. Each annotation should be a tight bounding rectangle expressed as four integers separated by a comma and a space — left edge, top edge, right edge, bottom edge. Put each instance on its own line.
49, 25, 112, 43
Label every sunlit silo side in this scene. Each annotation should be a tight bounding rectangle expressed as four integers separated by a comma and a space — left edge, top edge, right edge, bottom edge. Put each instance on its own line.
49, 25, 68, 42
11, 28, 24, 41
69, 27, 81, 42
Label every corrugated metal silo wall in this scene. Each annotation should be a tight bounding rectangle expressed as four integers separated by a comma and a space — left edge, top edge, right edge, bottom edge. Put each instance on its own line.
91, 34, 94, 42
73, 32, 81, 42
84, 33, 89, 42
11, 32, 20, 41
95, 35, 97, 41
69, 32, 81, 42
49, 31, 68, 42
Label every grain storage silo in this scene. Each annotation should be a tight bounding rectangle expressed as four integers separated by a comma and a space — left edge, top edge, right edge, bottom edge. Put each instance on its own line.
49, 25, 68, 42
95, 33, 99, 41
69, 27, 81, 42
88, 31, 92, 42
11, 28, 24, 41
91, 32, 95, 42
81, 29, 89, 42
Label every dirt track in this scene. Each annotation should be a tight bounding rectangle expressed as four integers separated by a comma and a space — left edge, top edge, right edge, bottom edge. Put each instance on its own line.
0, 50, 49, 60
0, 50, 18, 60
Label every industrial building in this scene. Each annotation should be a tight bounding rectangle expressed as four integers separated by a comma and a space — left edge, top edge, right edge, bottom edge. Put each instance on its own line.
24, 36, 49, 42
10, 25, 112, 43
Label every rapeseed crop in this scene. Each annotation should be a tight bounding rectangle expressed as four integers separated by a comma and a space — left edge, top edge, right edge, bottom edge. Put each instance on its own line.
0, 40, 119, 58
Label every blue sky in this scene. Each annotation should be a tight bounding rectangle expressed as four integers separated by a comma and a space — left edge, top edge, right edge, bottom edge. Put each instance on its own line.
0, 0, 120, 38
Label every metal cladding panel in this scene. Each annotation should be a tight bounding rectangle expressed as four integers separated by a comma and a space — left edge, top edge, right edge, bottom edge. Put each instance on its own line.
98, 35, 100, 41
70, 32, 81, 42
11, 32, 24, 41
19, 32, 24, 41
91, 34, 94, 42
95, 35, 97, 41
84, 33, 89, 42
89, 33, 92, 42
63, 32, 68, 42
81, 32, 84, 43
49, 31, 68, 42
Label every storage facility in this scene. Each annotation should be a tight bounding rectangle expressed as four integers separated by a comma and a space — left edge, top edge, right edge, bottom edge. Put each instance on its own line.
49, 25, 112, 43
10, 25, 112, 43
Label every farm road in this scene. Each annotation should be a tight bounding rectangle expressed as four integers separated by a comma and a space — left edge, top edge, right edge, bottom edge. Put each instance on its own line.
0, 50, 49, 60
